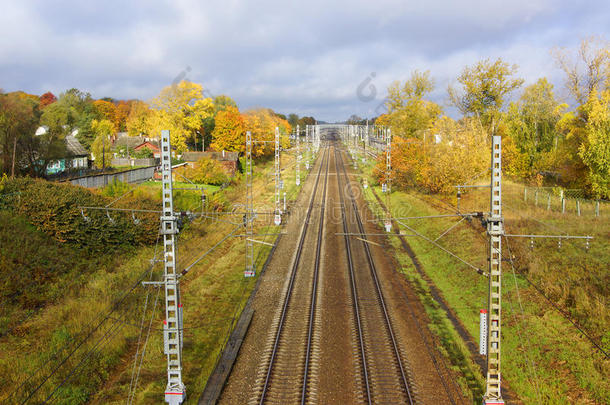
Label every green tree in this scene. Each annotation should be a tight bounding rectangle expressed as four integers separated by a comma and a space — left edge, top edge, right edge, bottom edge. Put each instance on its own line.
506, 78, 567, 175
0, 92, 41, 176
297, 116, 316, 127
40, 88, 101, 150
449, 58, 524, 131
287, 113, 299, 127
385, 70, 442, 138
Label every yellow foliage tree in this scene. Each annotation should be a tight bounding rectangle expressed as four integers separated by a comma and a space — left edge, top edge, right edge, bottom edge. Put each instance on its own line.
90, 119, 114, 168
210, 106, 246, 153
243, 108, 291, 157
147, 81, 214, 152
126, 100, 152, 137
384, 70, 442, 138
93, 100, 118, 131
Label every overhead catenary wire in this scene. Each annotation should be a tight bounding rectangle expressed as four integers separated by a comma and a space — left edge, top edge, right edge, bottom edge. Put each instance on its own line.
14, 234, 162, 404
502, 235, 543, 402
503, 237, 609, 359
128, 285, 162, 405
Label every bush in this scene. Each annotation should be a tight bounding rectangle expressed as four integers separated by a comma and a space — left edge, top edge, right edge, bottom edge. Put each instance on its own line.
0, 178, 159, 252
185, 157, 229, 186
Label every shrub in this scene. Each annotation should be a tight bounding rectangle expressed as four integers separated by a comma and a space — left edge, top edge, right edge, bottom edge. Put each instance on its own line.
0, 178, 158, 251
185, 157, 229, 186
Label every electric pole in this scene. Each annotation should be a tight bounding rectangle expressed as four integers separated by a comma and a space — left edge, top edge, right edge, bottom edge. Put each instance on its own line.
274, 126, 282, 225
296, 124, 300, 186
384, 128, 392, 232
483, 134, 504, 404
160, 130, 186, 404
244, 131, 255, 277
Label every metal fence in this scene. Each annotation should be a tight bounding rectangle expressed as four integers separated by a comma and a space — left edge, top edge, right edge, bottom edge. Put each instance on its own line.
67, 166, 156, 188
110, 157, 157, 167
520, 185, 606, 217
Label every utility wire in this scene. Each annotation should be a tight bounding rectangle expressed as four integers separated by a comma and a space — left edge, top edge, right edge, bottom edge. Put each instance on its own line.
15, 235, 161, 404
128, 285, 161, 405
503, 237, 609, 359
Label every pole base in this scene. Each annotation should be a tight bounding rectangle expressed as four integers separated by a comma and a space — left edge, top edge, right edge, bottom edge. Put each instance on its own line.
483, 400, 504, 405
244, 270, 256, 277
165, 390, 186, 404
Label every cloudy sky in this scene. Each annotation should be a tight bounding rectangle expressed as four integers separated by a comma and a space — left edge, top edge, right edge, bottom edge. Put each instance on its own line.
1, 0, 608, 122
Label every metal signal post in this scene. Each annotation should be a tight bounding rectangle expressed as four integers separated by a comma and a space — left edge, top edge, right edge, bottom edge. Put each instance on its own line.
384, 128, 392, 232
296, 124, 301, 186
244, 130, 256, 277
274, 127, 282, 225
160, 130, 186, 404
483, 134, 504, 404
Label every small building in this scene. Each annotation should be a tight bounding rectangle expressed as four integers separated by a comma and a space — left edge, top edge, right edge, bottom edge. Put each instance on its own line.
134, 141, 161, 158
181, 150, 240, 176
112, 133, 146, 151
46, 135, 89, 175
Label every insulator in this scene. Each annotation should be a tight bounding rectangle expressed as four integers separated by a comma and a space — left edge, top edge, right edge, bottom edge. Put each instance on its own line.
585, 238, 590, 251
557, 238, 562, 250
106, 210, 115, 225
81, 208, 90, 223
530, 238, 534, 250
132, 212, 141, 225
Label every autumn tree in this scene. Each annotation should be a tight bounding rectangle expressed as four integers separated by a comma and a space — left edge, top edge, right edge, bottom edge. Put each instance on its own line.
551, 37, 610, 194
375, 115, 488, 194
552, 36, 609, 106
115, 100, 131, 132
213, 95, 237, 112
39, 92, 57, 109
91, 119, 114, 169
579, 88, 610, 198
297, 116, 316, 127
126, 100, 152, 137
210, 106, 246, 153
449, 58, 524, 131
243, 108, 291, 157
93, 100, 118, 130
0, 92, 40, 176
385, 70, 441, 138
147, 81, 214, 152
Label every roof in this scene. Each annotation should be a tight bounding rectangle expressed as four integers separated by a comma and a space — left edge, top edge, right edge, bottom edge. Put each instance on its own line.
182, 151, 239, 162
134, 141, 160, 150
65, 135, 88, 156
114, 135, 145, 149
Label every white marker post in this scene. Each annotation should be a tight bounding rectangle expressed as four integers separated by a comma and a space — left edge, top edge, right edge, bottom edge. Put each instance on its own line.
480, 309, 488, 355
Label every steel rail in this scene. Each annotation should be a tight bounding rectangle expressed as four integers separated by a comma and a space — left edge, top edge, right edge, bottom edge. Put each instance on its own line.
301, 142, 330, 404
258, 146, 329, 404
335, 146, 373, 405
337, 147, 415, 405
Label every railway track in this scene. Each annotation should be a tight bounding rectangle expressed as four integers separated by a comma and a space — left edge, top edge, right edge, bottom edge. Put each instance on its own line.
250, 138, 417, 404
335, 146, 417, 405
250, 144, 330, 405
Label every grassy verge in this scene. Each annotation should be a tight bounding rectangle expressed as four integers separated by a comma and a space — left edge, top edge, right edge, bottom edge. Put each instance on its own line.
0, 148, 309, 404
93, 150, 306, 403
355, 148, 609, 404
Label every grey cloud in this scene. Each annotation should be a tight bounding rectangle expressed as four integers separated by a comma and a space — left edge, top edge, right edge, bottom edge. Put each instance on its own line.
0, 0, 608, 122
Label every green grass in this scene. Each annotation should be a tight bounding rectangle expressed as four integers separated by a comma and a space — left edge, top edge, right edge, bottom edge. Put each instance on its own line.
357, 154, 609, 404
0, 149, 307, 404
